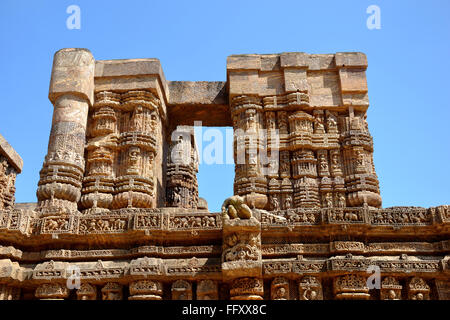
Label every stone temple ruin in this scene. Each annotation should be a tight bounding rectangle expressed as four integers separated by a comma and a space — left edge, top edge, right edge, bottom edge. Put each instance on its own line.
0, 48, 448, 300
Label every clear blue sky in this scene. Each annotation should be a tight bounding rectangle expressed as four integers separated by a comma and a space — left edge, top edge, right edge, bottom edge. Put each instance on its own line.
1, 0, 449, 212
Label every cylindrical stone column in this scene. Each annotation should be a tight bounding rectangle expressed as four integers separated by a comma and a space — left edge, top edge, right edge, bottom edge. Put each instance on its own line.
36, 48, 95, 216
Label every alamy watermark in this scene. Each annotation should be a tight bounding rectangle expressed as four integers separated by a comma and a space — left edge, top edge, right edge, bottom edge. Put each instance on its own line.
66, 5, 81, 30
366, 5, 381, 30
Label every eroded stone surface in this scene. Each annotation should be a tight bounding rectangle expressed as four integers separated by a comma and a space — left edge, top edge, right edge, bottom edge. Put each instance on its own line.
0, 49, 448, 300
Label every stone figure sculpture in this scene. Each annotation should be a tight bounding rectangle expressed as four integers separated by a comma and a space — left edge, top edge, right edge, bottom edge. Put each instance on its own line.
221, 195, 252, 219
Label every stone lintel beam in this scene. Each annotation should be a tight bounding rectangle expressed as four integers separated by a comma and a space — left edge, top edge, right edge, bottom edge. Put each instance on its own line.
0, 133, 23, 173
167, 81, 231, 128
226, 52, 370, 111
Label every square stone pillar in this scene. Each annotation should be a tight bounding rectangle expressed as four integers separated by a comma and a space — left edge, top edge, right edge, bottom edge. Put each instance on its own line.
222, 216, 263, 300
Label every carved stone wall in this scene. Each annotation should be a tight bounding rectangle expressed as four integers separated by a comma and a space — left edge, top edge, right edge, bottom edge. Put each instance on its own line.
0, 49, 448, 300
0, 134, 22, 210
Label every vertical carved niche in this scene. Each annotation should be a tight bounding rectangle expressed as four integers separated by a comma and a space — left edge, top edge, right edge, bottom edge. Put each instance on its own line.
197, 280, 218, 300
35, 283, 69, 300
166, 126, 199, 209
231, 95, 267, 209
380, 277, 402, 300
101, 282, 123, 300
112, 90, 161, 209
129, 280, 163, 300
77, 283, 97, 300
271, 277, 289, 300
171, 280, 192, 300
0, 156, 18, 210
289, 108, 320, 209
341, 110, 381, 208
37, 48, 95, 216
407, 277, 430, 300
81, 91, 120, 214
333, 274, 370, 300
298, 276, 323, 300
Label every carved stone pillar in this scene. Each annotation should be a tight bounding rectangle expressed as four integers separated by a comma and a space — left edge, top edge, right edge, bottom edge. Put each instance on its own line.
166, 126, 199, 209
101, 282, 123, 300
408, 277, 430, 300
0, 285, 20, 300
112, 90, 161, 209
298, 276, 323, 300
76, 283, 97, 300
128, 280, 163, 300
222, 216, 263, 300
197, 280, 218, 300
171, 280, 192, 300
380, 277, 402, 300
35, 283, 69, 300
271, 277, 289, 300
37, 48, 95, 216
80, 91, 120, 214
231, 95, 267, 209
333, 274, 370, 300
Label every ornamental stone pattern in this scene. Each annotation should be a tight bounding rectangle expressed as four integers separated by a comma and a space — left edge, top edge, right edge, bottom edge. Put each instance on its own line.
0, 49, 448, 300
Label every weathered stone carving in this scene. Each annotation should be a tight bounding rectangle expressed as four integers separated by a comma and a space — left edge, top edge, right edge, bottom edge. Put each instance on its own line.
35, 283, 69, 300
298, 276, 323, 300
77, 283, 97, 300
129, 280, 163, 300
0, 50, 448, 300
197, 280, 218, 300
407, 277, 430, 300
221, 195, 252, 219
166, 126, 199, 209
230, 277, 263, 300
333, 274, 370, 300
101, 282, 123, 300
171, 280, 192, 300
271, 277, 289, 300
380, 277, 402, 300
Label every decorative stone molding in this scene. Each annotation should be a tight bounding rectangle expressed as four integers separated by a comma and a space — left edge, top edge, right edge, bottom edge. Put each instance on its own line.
407, 277, 430, 300
129, 280, 163, 300
271, 276, 289, 300
171, 280, 192, 300
298, 276, 323, 300
230, 277, 263, 300
333, 274, 370, 300
197, 280, 218, 300
101, 282, 123, 300
35, 283, 69, 300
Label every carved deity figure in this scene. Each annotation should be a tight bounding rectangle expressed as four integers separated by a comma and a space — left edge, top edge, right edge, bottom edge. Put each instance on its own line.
326, 111, 338, 133
336, 193, 346, 208
314, 112, 325, 133
130, 105, 144, 132
271, 195, 280, 211
173, 187, 182, 206
285, 195, 292, 209
127, 146, 141, 175
221, 195, 252, 219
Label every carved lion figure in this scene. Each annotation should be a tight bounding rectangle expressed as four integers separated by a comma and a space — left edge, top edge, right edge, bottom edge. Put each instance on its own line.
221, 195, 252, 219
